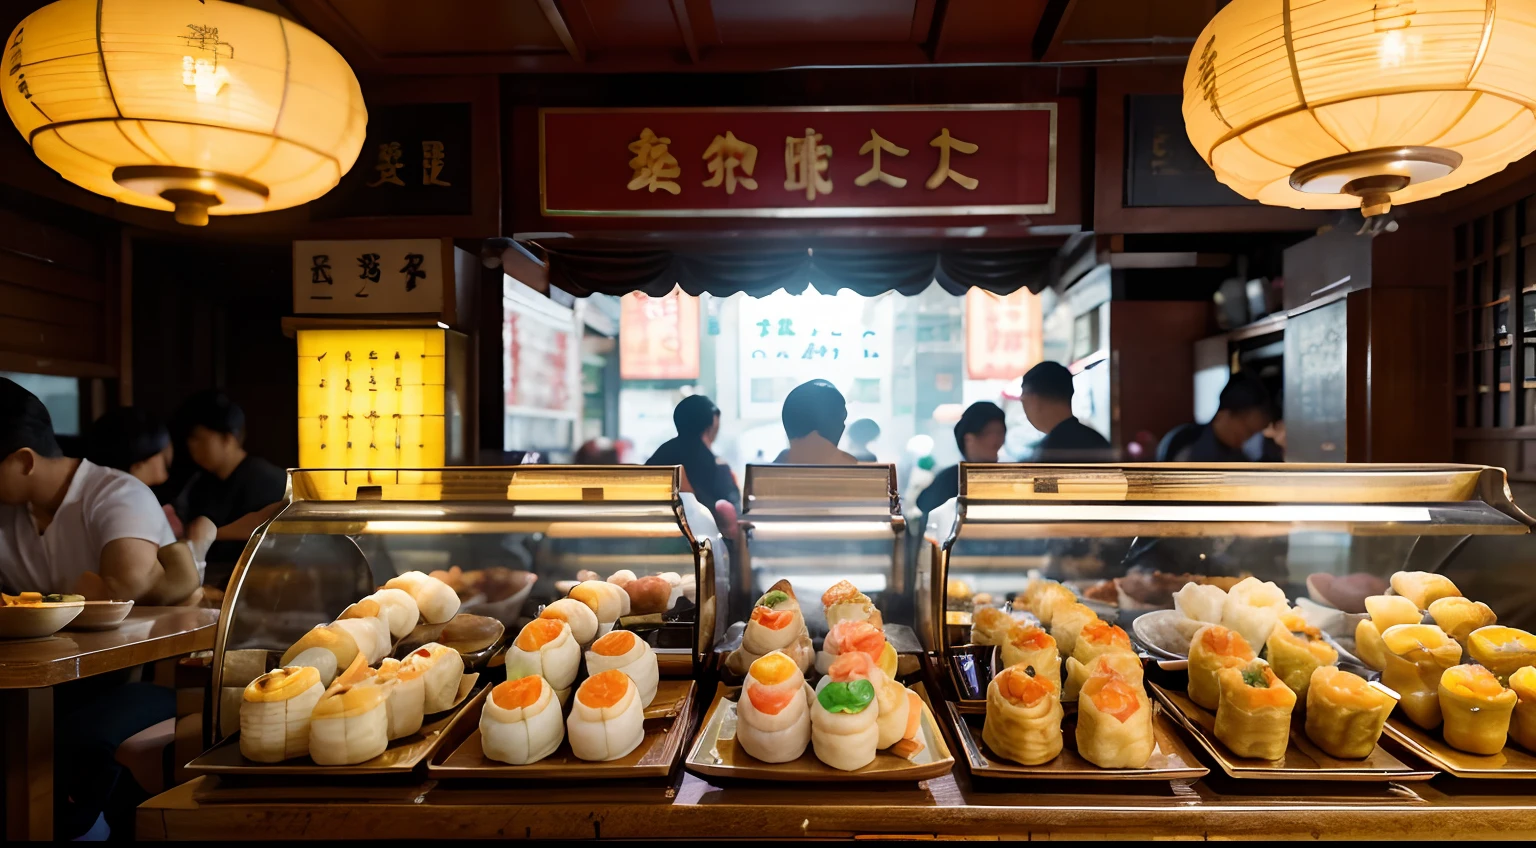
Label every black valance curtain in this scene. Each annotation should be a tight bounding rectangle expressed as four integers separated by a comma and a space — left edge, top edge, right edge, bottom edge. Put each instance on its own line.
543, 243, 1056, 298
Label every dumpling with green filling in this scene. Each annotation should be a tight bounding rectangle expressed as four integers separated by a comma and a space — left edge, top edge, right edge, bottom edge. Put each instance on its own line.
727, 579, 815, 677
810, 653, 881, 771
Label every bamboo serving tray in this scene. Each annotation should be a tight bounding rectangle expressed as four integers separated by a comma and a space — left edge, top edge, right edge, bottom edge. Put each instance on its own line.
946, 698, 1209, 781
427, 678, 696, 779
187, 672, 480, 776
1150, 683, 1436, 781
684, 681, 954, 782
1383, 717, 1536, 779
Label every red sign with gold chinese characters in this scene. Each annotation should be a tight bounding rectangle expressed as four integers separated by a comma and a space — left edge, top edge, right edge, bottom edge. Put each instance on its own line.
965, 288, 1043, 380
540, 105, 1056, 218
620, 288, 701, 380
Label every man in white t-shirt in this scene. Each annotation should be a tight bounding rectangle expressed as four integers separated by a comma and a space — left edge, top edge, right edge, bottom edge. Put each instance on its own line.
0, 379, 174, 598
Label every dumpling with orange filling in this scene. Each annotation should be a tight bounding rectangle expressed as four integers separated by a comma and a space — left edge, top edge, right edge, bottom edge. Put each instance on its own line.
982, 665, 1062, 766
567, 670, 645, 762
737, 650, 813, 763
1077, 663, 1154, 768
481, 675, 564, 765
505, 618, 580, 704
586, 630, 658, 707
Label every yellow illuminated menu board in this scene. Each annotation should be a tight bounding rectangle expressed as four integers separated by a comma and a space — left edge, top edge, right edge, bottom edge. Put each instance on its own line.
297, 328, 446, 469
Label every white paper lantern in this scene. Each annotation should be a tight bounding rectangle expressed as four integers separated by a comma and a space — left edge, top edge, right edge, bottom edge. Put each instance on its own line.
3, 0, 366, 225
1184, 0, 1536, 216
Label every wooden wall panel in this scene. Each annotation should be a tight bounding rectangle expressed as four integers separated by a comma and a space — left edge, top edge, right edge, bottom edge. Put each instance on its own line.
1109, 299, 1213, 449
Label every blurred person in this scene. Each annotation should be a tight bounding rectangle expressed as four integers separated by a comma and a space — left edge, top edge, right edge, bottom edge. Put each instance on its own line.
575, 437, 622, 465
774, 379, 856, 465
916, 401, 1006, 516
84, 406, 183, 536
845, 418, 880, 462
175, 391, 286, 584
1166, 373, 1272, 462
1018, 361, 1111, 462
646, 395, 740, 527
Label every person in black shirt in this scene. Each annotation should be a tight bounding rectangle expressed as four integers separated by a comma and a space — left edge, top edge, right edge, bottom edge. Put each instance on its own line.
646, 395, 740, 527
1172, 373, 1272, 462
1019, 361, 1112, 462
916, 401, 1006, 516
176, 391, 287, 586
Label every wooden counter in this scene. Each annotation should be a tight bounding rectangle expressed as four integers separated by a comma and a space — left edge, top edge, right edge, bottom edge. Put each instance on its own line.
138, 770, 1536, 840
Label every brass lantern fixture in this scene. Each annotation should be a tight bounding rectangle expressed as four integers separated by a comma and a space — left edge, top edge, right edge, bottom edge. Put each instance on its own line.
3, 0, 366, 225
1184, 0, 1536, 217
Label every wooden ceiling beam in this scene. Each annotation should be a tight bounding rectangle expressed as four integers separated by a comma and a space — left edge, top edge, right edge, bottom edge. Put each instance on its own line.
925, 0, 952, 62
1033, 0, 1078, 61
537, 0, 586, 63
669, 0, 700, 63
280, 0, 386, 73
909, 0, 938, 44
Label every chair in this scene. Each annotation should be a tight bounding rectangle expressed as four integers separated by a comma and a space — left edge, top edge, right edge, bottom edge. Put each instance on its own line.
1156, 423, 1204, 462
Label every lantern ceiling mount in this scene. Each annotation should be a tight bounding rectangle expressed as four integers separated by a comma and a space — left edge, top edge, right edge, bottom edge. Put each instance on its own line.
1289, 146, 1464, 217
113, 167, 272, 226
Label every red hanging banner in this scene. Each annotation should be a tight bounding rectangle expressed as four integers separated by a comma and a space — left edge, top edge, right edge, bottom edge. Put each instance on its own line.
966, 288, 1043, 380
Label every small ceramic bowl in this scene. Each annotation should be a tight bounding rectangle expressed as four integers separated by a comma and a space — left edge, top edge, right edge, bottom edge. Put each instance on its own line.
0, 601, 84, 639
68, 599, 135, 631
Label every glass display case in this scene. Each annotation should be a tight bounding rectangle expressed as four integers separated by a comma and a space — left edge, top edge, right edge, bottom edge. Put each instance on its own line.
209, 466, 724, 740
928, 462, 1535, 704
727, 463, 918, 652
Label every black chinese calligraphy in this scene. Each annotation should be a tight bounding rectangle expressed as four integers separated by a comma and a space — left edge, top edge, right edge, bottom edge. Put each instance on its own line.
309, 254, 333, 299
355, 253, 381, 296
6, 26, 30, 103
400, 253, 426, 292
180, 24, 233, 98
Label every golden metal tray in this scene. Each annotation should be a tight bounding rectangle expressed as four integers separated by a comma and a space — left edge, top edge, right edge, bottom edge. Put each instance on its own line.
1150, 683, 1436, 781
187, 673, 480, 776
684, 681, 953, 782
427, 678, 696, 779
1383, 717, 1536, 779
946, 698, 1208, 781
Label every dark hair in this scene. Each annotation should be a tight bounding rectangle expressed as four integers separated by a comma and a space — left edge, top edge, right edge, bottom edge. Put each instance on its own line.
847, 418, 880, 445
0, 378, 62, 459
84, 407, 170, 472
1218, 373, 1271, 415
673, 395, 719, 439
574, 437, 621, 465
782, 379, 847, 443
1020, 361, 1074, 402
954, 401, 1006, 455
178, 390, 246, 441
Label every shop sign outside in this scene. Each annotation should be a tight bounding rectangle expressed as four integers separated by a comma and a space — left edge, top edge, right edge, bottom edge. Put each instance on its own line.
737, 290, 893, 421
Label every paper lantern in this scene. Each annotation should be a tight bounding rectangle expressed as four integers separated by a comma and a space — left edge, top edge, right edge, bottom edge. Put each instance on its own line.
1184, 0, 1536, 216
3, 0, 365, 225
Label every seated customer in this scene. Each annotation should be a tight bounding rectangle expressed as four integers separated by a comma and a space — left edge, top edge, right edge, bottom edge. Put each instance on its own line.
1019, 361, 1112, 462
1170, 373, 1272, 462
647, 395, 741, 526
0, 379, 172, 600
917, 401, 1006, 516
774, 379, 858, 465
85, 406, 182, 536
176, 391, 287, 584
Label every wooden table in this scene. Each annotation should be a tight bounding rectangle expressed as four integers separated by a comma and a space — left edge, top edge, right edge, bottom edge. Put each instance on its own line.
2, 606, 217, 841
138, 769, 1536, 840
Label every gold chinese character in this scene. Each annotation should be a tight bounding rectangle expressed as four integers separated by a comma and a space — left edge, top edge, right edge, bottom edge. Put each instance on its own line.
855, 129, 909, 188
784, 128, 832, 201
926, 128, 979, 190
627, 128, 681, 194
702, 131, 758, 195
367, 141, 405, 187
422, 140, 450, 186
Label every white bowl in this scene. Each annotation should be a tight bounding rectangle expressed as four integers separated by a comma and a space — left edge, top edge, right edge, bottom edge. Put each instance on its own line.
67, 600, 134, 631
0, 602, 84, 639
